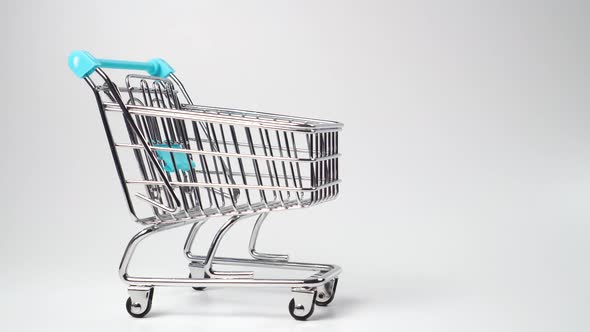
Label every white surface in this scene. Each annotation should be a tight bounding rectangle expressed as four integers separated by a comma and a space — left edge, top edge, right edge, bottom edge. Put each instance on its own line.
1, 1, 589, 331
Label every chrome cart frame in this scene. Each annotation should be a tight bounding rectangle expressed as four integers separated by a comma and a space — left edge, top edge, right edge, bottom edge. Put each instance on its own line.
68, 51, 343, 320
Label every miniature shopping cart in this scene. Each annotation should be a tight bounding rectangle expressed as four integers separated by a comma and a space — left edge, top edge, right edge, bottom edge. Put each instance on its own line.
68, 51, 343, 320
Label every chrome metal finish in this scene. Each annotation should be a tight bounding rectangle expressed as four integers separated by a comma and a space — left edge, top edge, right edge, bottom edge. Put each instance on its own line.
76, 66, 343, 319
127, 286, 153, 314
188, 262, 205, 279
249, 213, 289, 261
315, 278, 338, 305
290, 288, 317, 319
203, 215, 254, 279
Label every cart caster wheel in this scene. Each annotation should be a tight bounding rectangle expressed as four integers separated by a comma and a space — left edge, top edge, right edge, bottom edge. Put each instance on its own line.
125, 287, 154, 318
288, 289, 317, 321
315, 278, 338, 306
188, 273, 208, 291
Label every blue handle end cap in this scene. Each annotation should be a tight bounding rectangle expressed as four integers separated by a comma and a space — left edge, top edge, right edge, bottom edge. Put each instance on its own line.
68, 50, 100, 78
148, 58, 175, 78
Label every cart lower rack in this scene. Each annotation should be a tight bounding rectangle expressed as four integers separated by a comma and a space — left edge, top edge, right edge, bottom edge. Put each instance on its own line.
68, 51, 343, 320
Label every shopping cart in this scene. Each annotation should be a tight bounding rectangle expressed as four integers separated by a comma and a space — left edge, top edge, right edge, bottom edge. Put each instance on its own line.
68, 51, 343, 320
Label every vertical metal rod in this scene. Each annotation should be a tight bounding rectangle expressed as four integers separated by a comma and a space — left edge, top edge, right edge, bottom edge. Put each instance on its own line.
245, 127, 267, 208
265, 129, 285, 206
275, 131, 291, 201
183, 219, 208, 260
248, 213, 289, 261
307, 134, 316, 204
259, 128, 278, 202
291, 132, 304, 203
192, 121, 219, 211
207, 124, 227, 208
283, 131, 301, 204
230, 126, 252, 209
219, 123, 238, 211
203, 215, 253, 278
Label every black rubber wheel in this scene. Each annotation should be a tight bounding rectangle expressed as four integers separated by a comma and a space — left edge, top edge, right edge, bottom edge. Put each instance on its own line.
315, 278, 338, 306
189, 273, 208, 291
125, 288, 154, 318
288, 293, 316, 321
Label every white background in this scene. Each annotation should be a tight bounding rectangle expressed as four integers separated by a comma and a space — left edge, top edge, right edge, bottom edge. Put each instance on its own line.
1, 1, 589, 331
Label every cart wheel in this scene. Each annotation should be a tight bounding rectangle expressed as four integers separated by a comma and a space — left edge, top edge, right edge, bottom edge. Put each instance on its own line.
188, 273, 208, 291
288, 290, 317, 321
315, 278, 338, 306
125, 288, 154, 318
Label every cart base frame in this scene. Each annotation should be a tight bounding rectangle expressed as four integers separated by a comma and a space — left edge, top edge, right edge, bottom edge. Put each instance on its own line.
119, 213, 342, 320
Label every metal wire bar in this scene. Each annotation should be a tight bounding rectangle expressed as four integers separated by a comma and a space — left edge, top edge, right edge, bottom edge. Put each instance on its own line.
86, 72, 339, 221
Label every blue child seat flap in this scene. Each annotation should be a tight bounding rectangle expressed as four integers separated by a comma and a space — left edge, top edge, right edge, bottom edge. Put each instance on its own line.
153, 143, 196, 173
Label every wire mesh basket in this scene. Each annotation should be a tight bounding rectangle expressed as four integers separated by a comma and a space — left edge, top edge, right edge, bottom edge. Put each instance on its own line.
69, 51, 343, 320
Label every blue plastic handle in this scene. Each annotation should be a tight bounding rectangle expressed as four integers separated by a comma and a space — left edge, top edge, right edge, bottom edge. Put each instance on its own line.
68, 50, 174, 78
